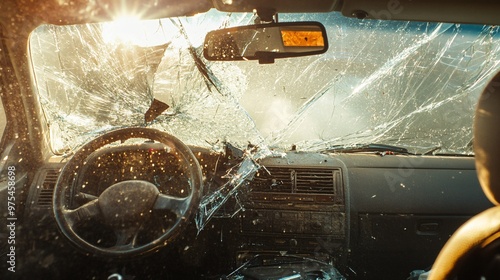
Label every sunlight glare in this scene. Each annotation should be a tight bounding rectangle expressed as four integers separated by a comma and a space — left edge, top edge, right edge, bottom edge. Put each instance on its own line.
102, 16, 172, 47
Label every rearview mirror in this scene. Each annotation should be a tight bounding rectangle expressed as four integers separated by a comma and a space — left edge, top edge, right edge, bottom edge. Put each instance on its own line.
203, 22, 328, 64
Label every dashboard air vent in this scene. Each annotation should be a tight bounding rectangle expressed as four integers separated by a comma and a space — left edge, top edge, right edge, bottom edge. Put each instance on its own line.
295, 169, 337, 194
252, 168, 293, 193
37, 169, 59, 207
252, 167, 341, 195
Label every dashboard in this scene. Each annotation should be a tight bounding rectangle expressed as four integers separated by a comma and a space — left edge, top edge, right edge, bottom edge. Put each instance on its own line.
19, 143, 493, 279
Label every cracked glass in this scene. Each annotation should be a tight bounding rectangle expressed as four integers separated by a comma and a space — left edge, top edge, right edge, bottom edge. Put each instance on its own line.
29, 10, 500, 230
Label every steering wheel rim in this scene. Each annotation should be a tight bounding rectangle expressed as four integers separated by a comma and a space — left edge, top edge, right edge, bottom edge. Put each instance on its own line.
53, 127, 203, 258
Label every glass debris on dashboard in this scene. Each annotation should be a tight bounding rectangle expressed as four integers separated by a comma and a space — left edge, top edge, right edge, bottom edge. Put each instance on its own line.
196, 145, 274, 231
29, 11, 500, 232
224, 254, 346, 280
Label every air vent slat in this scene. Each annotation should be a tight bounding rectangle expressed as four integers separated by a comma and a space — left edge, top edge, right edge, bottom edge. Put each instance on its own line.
36, 169, 59, 208
37, 189, 54, 207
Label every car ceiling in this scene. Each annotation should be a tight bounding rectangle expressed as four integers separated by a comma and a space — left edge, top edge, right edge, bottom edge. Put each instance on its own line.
1, 0, 500, 26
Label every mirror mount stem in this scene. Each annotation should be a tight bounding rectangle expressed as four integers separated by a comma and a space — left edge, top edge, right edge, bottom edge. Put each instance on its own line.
255, 8, 277, 23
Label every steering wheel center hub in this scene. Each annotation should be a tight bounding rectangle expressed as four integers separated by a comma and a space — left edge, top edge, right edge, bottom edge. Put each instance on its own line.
98, 180, 159, 228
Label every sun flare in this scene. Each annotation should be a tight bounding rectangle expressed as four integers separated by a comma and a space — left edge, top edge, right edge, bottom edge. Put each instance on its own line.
102, 16, 171, 47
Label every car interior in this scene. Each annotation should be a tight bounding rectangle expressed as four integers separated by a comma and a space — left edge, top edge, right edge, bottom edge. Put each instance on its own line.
1, 1, 500, 279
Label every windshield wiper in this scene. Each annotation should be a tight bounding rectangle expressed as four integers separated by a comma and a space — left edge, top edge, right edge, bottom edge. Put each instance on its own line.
323, 143, 411, 155
423, 146, 441, 155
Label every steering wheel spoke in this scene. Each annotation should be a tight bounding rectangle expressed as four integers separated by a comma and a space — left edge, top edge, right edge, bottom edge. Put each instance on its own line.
111, 228, 140, 250
154, 194, 190, 217
75, 191, 99, 203
63, 199, 101, 227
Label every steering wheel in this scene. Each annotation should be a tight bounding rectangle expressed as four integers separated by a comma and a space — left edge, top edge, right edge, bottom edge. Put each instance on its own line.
53, 127, 203, 258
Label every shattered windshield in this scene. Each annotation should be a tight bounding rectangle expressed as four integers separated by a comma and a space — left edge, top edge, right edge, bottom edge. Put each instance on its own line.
30, 10, 500, 156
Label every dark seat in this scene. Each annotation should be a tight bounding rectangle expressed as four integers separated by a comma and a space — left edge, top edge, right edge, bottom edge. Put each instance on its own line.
429, 72, 500, 279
